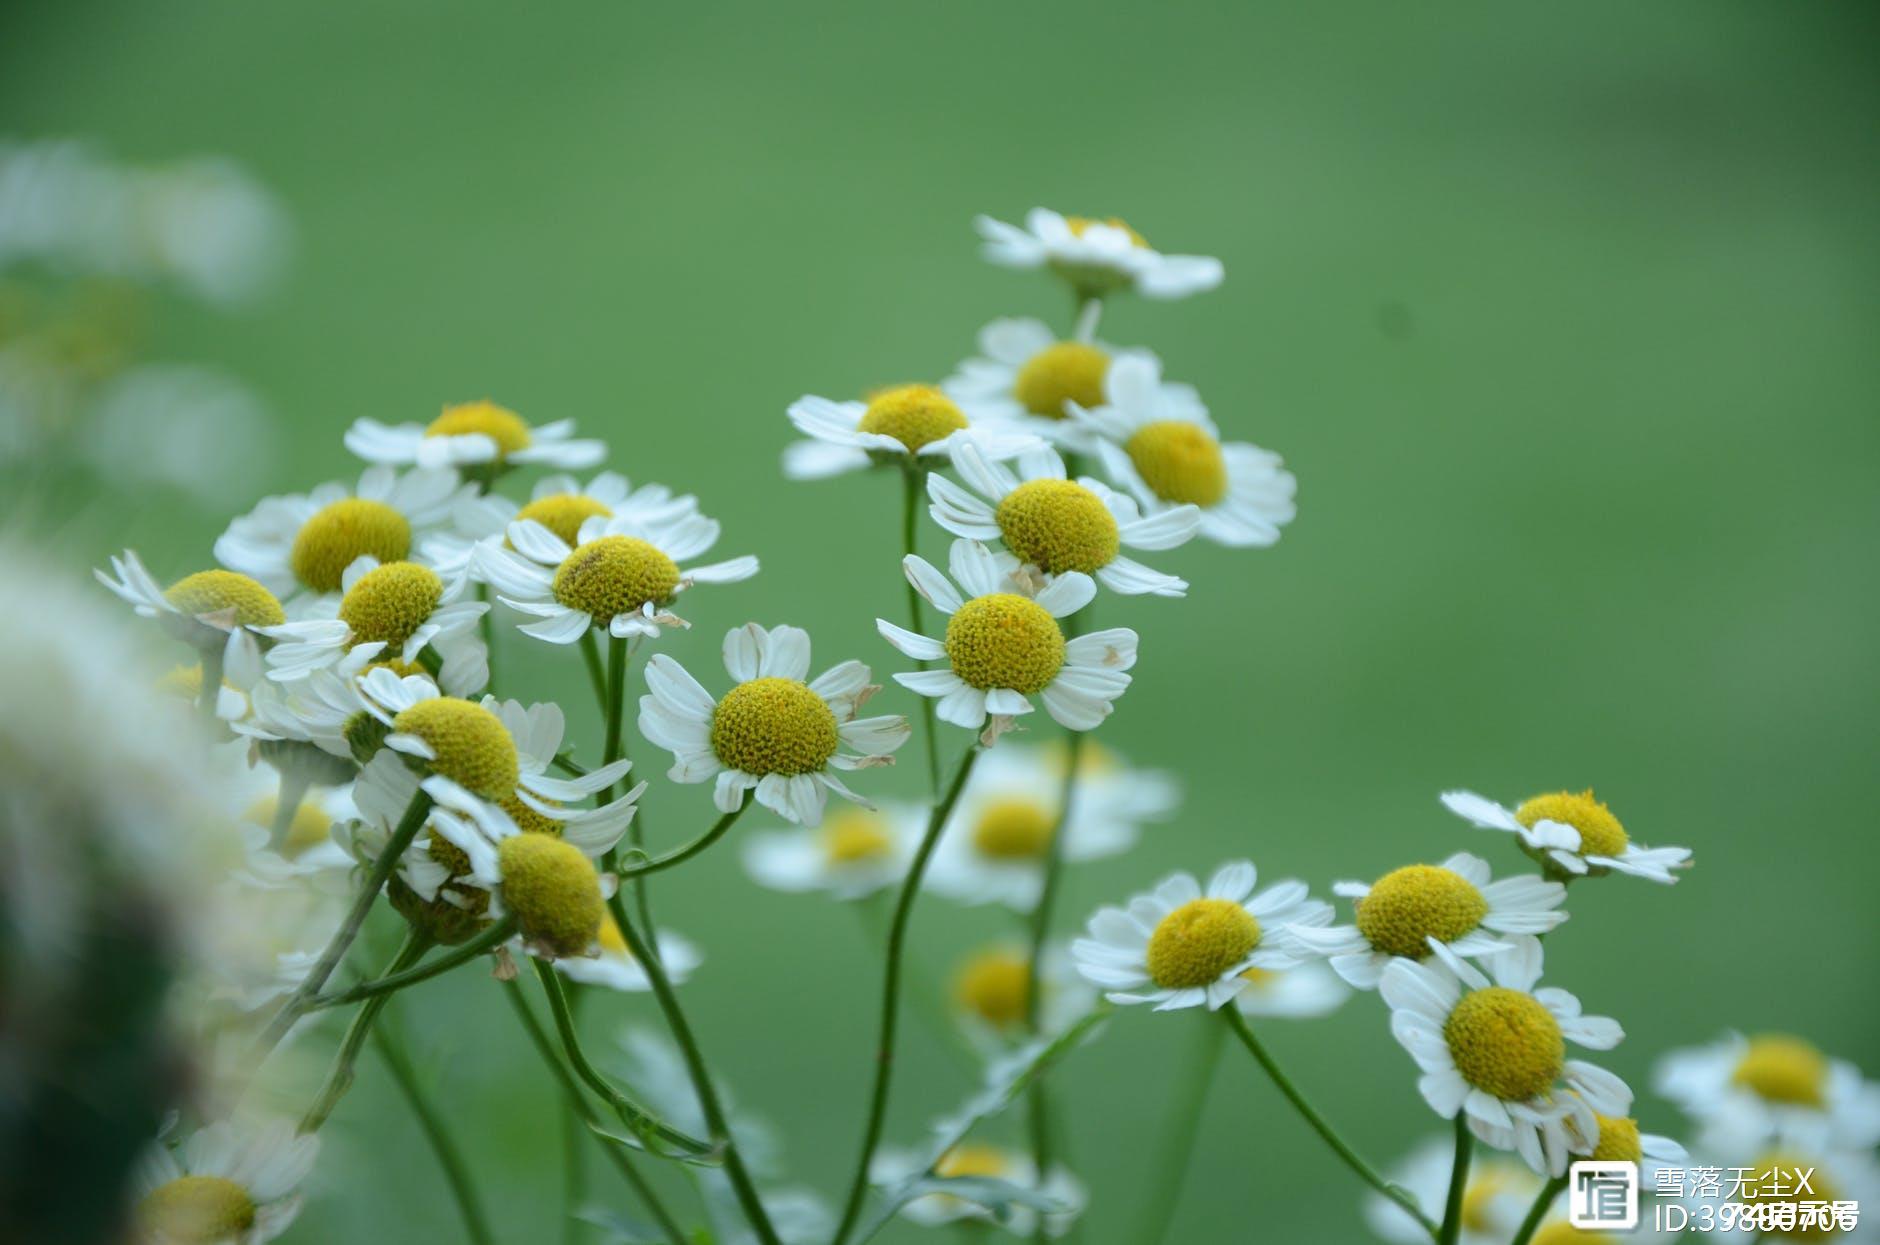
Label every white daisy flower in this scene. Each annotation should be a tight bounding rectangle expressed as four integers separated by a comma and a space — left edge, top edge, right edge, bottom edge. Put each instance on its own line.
1440, 788, 1693, 884
256, 556, 487, 692
1071, 354, 1296, 548
925, 740, 1175, 912
974, 207, 1223, 301
420, 470, 698, 584
880, 539, 1136, 733
344, 399, 605, 473
638, 623, 911, 826
941, 316, 1205, 452
214, 464, 471, 611
869, 1143, 1085, 1236
928, 442, 1199, 597
132, 1118, 317, 1244
949, 942, 1095, 1043
97, 550, 287, 651
1678, 1121, 1880, 1244
740, 800, 925, 901
1287, 852, 1567, 989
1366, 1136, 1542, 1245
554, 917, 702, 993
1232, 960, 1351, 1021
1654, 1032, 1880, 1152
1070, 861, 1333, 1012
1380, 936, 1631, 1177
474, 510, 757, 645
781, 383, 1043, 481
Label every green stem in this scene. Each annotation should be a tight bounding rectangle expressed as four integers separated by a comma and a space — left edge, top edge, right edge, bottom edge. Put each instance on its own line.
197, 640, 225, 719
1437, 1112, 1474, 1245
1022, 732, 1084, 1230
552, 752, 589, 778
900, 462, 941, 798
267, 765, 313, 853
254, 789, 434, 1059
300, 929, 431, 1132
598, 632, 660, 945
1223, 1009, 1436, 1237
307, 914, 517, 1011
501, 978, 691, 1245
1509, 1175, 1567, 1245
1132, 1012, 1226, 1245
578, 630, 608, 716
830, 743, 984, 1245
604, 892, 781, 1245
618, 803, 745, 877
372, 1005, 496, 1245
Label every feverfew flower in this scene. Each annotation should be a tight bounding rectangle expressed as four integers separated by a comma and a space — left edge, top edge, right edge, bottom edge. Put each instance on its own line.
554, 913, 702, 993
421, 470, 697, 582
97, 550, 286, 652
1232, 961, 1351, 1021
257, 557, 487, 691
741, 801, 924, 901
133, 1119, 317, 1245
782, 384, 1042, 481
974, 207, 1223, 301
1655, 1032, 1880, 1151
1441, 788, 1692, 884
869, 1144, 1085, 1237
345, 399, 605, 473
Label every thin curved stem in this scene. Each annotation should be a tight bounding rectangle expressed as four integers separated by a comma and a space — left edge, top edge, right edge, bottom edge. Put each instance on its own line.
197, 641, 224, 719
598, 632, 660, 944
307, 914, 517, 1011
1132, 1012, 1226, 1245
1223, 1008, 1436, 1237
1509, 1175, 1567, 1245
373, 1004, 496, 1245
617, 803, 745, 877
501, 977, 691, 1245
300, 929, 430, 1132
266, 766, 312, 852
830, 743, 983, 1245
900, 462, 941, 798
1438, 1112, 1474, 1245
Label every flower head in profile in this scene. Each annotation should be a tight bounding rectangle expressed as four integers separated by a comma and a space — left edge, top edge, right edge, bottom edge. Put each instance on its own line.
98, 550, 287, 653
1288, 852, 1566, 989
1654, 1031, 1880, 1152
638, 623, 910, 825
880, 539, 1136, 734
345, 399, 605, 474
1380, 936, 1630, 1175
554, 914, 702, 993
214, 465, 471, 610
869, 1143, 1085, 1238
133, 1118, 317, 1245
929, 442, 1199, 597
1072, 355, 1296, 548
474, 509, 757, 644
1441, 788, 1692, 884
1071, 861, 1332, 1012
782, 385, 1042, 481
741, 800, 924, 901
975, 207, 1223, 301
421, 470, 698, 582
257, 556, 487, 692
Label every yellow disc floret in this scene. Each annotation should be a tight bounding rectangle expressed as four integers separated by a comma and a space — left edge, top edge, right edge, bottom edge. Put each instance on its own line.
597, 912, 631, 956
822, 807, 893, 864
291, 497, 412, 593
1066, 216, 1149, 248
516, 493, 613, 546
1125, 421, 1228, 507
390, 697, 519, 801
1355, 865, 1490, 959
164, 570, 286, 627
954, 948, 1030, 1028
971, 797, 1056, 859
139, 1175, 257, 1243
498, 834, 604, 959
710, 677, 839, 777
857, 384, 968, 453
501, 791, 565, 839
1732, 1034, 1828, 1107
995, 479, 1120, 575
338, 561, 442, 651
551, 535, 681, 623
1443, 987, 1564, 1101
244, 795, 333, 859
427, 400, 532, 457
935, 1143, 1012, 1180
1515, 790, 1629, 858
1147, 898, 1260, 989
1013, 342, 1109, 419
1590, 1114, 1642, 1163
1531, 1224, 1612, 1245
944, 594, 1065, 693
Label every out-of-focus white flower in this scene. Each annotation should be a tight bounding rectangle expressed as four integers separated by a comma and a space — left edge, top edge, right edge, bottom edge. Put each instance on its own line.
974, 208, 1222, 301
132, 1118, 317, 1244
741, 801, 925, 901
869, 1143, 1085, 1236
345, 400, 605, 473
1655, 1031, 1880, 1152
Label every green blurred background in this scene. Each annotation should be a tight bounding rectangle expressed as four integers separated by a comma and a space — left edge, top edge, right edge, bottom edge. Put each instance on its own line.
5, 2, 1878, 1240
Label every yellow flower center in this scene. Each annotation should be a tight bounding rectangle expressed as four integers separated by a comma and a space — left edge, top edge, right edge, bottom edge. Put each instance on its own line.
994, 478, 1120, 575
1066, 216, 1149, 248
551, 535, 681, 623
1732, 1034, 1828, 1107
936, 1143, 1012, 1180
1125, 421, 1228, 507
1741, 1152, 1841, 1237
1354, 865, 1489, 959
1459, 1167, 1520, 1233
857, 384, 968, 453
338, 561, 443, 651
944, 594, 1065, 693
244, 795, 332, 859
1012, 341, 1109, 419
710, 677, 839, 777
364, 657, 432, 679
157, 664, 207, 701
596, 911, 632, 956
515, 493, 613, 547
163, 570, 285, 627
502, 792, 565, 838
291, 497, 412, 593
499, 834, 603, 958
391, 697, 519, 801
139, 1175, 257, 1243
1147, 898, 1260, 989
1443, 987, 1564, 1101
954, 948, 1031, 1028
1532, 1224, 1612, 1245
970, 797, 1056, 859
1589, 1113, 1642, 1163
427, 400, 532, 457
1515, 789, 1629, 858
821, 807, 893, 864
